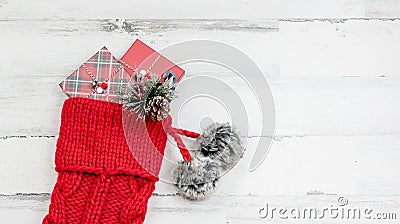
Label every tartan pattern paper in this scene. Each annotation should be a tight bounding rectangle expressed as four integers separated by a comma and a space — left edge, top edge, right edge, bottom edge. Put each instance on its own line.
60, 46, 130, 102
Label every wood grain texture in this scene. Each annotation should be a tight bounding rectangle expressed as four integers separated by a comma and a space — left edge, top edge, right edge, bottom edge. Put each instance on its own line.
0, 0, 366, 20
365, 0, 400, 18
1, 1, 400, 222
1, 195, 399, 224
1, 19, 400, 137
1, 18, 400, 195
1, 135, 400, 195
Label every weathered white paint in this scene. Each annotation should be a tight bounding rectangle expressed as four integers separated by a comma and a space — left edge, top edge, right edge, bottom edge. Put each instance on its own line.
2, 0, 399, 20
0, 0, 367, 20
365, 0, 400, 17
1, 0, 400, 223
1, 135, 400, 195
1, 20, 400, 137
1, 15, 400, 195
1, 195, 399, 223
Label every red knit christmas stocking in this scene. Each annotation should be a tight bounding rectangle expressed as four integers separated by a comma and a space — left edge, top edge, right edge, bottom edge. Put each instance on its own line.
43, 97, 183, 224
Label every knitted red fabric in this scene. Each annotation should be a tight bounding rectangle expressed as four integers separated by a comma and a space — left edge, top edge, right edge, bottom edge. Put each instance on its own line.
43, 97, 169, 224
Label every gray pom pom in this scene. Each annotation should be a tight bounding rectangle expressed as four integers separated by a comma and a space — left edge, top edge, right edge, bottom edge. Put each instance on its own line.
174, 159, 220, 200
197, 123, 243, 171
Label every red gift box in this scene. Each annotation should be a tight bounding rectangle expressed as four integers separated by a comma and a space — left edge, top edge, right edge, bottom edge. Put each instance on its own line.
120, 39, 185, 82
60, 46, 131, 102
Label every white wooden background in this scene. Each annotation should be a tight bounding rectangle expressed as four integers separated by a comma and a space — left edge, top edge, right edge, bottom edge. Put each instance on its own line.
1, 0, 400, 223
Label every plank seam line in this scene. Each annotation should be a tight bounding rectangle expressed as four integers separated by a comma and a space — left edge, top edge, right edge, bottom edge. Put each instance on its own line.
2, 133, 400, 140
0, 193, 180, 197
0, 135, 56, 140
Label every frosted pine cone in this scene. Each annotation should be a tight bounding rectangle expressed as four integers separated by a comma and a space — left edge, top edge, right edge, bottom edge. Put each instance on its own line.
146, 96, 170, 121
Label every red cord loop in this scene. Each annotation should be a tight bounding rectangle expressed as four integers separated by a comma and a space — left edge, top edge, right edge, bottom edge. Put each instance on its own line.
163, 116, 200, 161
174, 128, 201, 138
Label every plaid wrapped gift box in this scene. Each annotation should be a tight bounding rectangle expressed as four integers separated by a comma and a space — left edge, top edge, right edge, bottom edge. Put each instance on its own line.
60, 46, 131, 102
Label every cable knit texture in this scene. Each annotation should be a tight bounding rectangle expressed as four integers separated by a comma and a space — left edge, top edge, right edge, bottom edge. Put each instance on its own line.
43, 97, 168, 224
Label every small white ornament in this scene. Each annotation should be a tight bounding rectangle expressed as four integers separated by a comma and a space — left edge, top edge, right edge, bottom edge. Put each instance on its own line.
140, 70, 147, 75
96, 86, 104, 94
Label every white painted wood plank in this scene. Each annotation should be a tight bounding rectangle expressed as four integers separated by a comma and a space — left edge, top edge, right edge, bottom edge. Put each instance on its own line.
279, 19, 400, 77
2, 0, 400, 221
1, 195, 399, 224
0, 0, 365, 20
3, 19, 400, 79
0, 19, 279, 78
1, 135, 399, 195
1, 20, 400, 137
366, 0, 400, 18
1, 75, 399, 137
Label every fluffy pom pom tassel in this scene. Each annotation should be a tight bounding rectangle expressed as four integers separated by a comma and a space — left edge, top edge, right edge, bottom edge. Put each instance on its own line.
196, 123, 243, 171
174, 159, 220, 200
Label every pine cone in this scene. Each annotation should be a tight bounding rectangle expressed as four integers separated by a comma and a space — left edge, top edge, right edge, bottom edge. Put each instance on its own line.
146, 96, 170, 121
